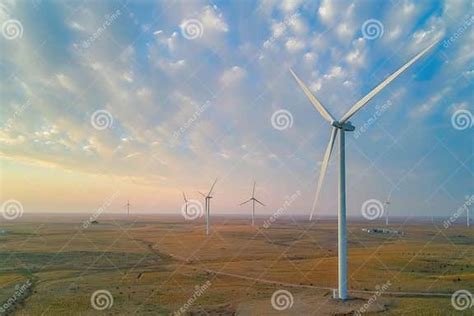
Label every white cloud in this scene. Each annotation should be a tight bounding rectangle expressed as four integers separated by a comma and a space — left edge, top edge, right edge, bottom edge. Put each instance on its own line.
220, 66, 247, 86
285, 37, 305, 53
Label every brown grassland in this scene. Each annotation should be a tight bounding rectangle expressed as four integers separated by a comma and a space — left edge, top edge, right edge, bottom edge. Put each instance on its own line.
0, 215, 472, 315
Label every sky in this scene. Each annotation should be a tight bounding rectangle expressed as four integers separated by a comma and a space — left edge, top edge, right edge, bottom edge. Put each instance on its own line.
0, 0, 472, 219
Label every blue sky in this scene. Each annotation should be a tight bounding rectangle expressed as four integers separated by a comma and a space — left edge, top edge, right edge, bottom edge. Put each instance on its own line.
0, 0, 472, 218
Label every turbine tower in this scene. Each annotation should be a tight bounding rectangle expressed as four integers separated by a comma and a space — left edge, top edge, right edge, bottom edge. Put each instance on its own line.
290, 41, 437, 300
384, 200, 390, 226
239, 181, 265, 226
125, 200, 131, 217
199, 178, 218, 235
182, 192, 188, 217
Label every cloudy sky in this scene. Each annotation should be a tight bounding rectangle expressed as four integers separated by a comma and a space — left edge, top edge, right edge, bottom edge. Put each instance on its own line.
0, 0, 472, 218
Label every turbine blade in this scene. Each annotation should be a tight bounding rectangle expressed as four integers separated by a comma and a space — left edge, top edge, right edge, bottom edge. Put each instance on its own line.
341, 41, 437, 123
289, 68, 335, 124
252, 181, 256, 198
182, 191, 187, 202
208, 178, 218, 196
309, 127, 338, 221
254, 198, 265, 206
198, 191, 206, 198
239, 199, 252, 206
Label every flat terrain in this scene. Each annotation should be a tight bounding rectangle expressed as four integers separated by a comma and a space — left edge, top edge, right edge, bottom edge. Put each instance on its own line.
0, 215, 473, 315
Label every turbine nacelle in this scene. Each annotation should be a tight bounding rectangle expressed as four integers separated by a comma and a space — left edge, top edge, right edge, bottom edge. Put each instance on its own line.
331, 121, 355, 132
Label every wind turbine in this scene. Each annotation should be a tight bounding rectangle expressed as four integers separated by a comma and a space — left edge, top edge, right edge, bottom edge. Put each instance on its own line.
125, 200, 131, 217
182, 192, 188, 217
385, 189, 394, 226
384, 200, 390, 226
290, 41, 437, 300
239, 181, 265, 226
466, 196, 471, 228
199, 178, 218, 235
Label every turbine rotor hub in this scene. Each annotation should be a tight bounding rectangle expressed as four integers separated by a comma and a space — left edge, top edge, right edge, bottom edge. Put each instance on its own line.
331, 121, 355, 131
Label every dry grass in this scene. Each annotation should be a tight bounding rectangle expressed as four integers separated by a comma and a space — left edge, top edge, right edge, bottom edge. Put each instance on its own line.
0, 216, 472, 315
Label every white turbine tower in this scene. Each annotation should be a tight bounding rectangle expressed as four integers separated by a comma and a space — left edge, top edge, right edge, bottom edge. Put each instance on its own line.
199, 178, 218, 235
385, 189, 395, 226
290, 42, 437, 300
182, 192, 188, 217
239, 181, 265, 226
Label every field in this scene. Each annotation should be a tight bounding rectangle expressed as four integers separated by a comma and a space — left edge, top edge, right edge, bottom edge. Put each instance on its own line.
0, 215, 473, 315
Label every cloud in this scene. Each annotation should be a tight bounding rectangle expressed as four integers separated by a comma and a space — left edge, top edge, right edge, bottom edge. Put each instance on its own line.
220, 66, 247, 86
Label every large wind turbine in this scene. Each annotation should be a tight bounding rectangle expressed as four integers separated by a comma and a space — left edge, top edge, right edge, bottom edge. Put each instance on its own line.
182, 192, 188, 217
239, 181, 265, 226
290, 42, 437, 300
199, 178, 218, 235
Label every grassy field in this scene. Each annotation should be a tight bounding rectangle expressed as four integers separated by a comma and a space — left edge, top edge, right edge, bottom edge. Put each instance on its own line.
0, 215, 472, 315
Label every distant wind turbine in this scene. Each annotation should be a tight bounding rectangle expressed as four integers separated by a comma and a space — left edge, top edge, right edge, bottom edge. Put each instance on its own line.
239, 181, 265, 226
182, 192, 188, 217
125, 200, 131, 217
385, 189, 395, 226
199, 178, 218, 235
290, 41, 437, 300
